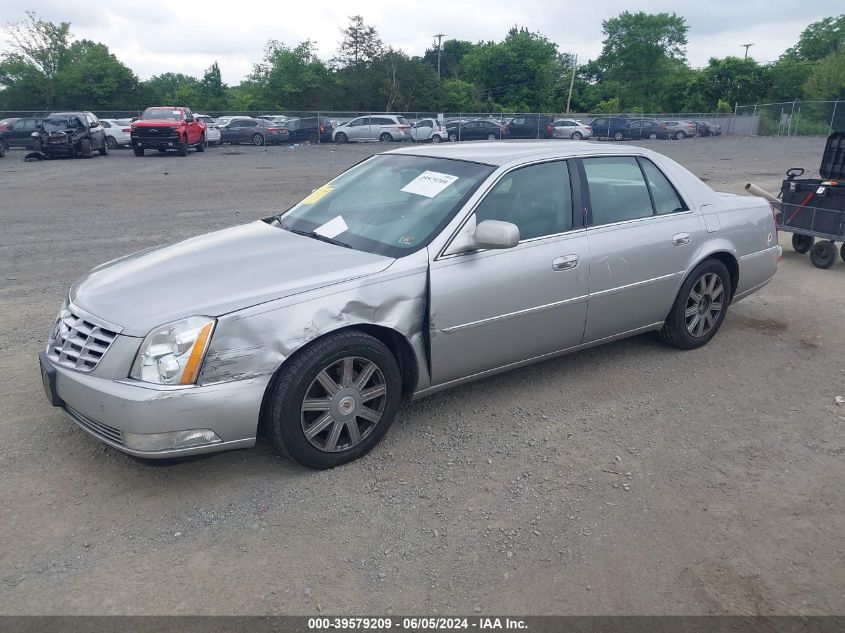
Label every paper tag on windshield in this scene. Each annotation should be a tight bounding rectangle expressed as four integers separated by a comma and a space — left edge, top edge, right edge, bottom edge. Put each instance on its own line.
313, 216, 348, 239
401, 171, 459, 198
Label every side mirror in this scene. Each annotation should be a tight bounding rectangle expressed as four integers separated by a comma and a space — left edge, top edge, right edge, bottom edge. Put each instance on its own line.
472, 220, 520, 249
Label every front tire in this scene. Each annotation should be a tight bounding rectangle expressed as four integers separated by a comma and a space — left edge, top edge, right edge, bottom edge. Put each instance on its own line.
573, 131, 582, 140
810, 241, 836, 269
449, 132, 457, 142
196, 135, 206, 152
660, 259, 731, 350
431, 134, 442, 143
334, 132, 348, 144
133, 146, 144, 156
178, 136, 188, 156
80, 138, 93, 158
98, 140, 108, 156
792, 234, 814, 253
613, 131, 624, 141
675, 131, 686, 140
267, 331, 402, 469
252, 133, 264, 146
106, 136, 117, 149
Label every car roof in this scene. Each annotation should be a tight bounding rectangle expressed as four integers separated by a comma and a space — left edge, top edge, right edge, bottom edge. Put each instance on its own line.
386, 140, 658, 167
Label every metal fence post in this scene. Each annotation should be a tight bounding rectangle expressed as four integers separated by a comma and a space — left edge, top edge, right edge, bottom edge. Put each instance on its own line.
751, 104, 758, 136
317, 110, 320, 143
787, 100, 796, 136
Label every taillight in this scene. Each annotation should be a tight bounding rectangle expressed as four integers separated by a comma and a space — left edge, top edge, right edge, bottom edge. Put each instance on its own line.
320, 126, 325, 132
585, 126, 592, 131
267, 127, 278, 132
122, 128, 131, 133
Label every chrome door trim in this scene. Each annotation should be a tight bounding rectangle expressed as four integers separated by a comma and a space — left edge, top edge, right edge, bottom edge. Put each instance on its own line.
440, 294, 588, 334
587, 271, 683, 299
415, 321, 665, 398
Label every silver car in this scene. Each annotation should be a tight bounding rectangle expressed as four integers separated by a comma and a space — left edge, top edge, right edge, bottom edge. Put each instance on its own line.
332, 115, 412, 143
552, 119, 592, 140
39, 143, 781, 469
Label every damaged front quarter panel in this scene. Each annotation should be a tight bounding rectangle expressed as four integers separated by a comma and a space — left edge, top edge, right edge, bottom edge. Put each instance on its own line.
199, 249, 431, 391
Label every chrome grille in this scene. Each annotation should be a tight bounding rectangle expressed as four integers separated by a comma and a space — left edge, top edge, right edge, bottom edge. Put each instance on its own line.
47, 304, 121, 372
66, 406, 124, 446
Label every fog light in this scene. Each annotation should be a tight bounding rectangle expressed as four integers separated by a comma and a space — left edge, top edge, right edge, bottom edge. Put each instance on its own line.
122, 429, 222, 452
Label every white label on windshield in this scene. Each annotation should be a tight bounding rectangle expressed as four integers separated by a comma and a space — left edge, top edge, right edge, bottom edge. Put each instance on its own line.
172, 111, 181, 115
401, 171, 459, 198
313, 215, 348, 239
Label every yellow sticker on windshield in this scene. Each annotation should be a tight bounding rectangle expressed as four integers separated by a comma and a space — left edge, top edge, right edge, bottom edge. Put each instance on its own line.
300, 184, 333, 204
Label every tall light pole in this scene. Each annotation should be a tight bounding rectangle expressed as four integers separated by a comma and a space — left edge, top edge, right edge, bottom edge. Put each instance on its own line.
741, 43, 754, 59
565, 54, 578, 114
434, 33, 445, 79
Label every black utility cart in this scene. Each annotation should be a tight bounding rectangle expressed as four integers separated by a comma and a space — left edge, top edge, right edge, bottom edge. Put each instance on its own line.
779, 132, 845, 269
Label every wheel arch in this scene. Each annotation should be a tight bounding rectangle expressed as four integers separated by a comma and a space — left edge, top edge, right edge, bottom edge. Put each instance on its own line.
257, 324, 419, 433
684, 249, 739, 303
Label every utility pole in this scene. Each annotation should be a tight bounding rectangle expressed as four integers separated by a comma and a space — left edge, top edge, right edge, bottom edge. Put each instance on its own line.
741, 43, 754, 59
434, 33, 445, 79
565, 54, 578, 114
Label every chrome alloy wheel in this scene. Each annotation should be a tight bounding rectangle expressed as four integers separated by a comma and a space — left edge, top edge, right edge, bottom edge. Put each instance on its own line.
685, 272, 724, 337
300, 356, 387, 452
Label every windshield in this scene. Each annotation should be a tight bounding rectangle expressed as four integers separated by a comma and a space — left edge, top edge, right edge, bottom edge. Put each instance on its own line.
279, 154, 494, 258
42, 115, 85, 131
141, 108, 182, 121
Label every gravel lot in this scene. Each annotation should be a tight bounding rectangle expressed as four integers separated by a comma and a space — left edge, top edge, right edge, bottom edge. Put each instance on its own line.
1, 136, 842, 615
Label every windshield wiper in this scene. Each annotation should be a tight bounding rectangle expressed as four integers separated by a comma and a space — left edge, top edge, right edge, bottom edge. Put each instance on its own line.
279, 221, 352, 249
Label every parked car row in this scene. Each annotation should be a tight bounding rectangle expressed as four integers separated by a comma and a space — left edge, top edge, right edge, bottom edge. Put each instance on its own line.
589, 116, 722, 141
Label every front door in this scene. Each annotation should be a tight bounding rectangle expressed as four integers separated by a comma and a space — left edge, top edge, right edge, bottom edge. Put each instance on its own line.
429, 160, 589, 386
579, 155, 704, 343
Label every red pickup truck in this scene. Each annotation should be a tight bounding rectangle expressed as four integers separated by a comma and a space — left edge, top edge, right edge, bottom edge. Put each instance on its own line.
131, 107, 206, 156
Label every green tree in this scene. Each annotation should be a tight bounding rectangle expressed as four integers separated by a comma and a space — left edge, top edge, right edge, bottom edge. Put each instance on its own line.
783, 15, 845, 61
703, 56, 770, 107
441, 79, 477, 112
0, 11, 72, 109
56, 40, 139, 110
423, 39, 474, 79
595, 11, 688, 111
460, 27, 561, 111
251, 40, 334, 110
141, 73, 201, 107
199, 62, 229, 112
335, 15, 383, 67
803, 48, 845, 100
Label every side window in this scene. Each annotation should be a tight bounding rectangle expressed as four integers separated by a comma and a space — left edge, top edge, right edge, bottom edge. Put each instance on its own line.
22, 119, 36, 131
511, 117, 525, 126
583, 157, 654, 226
474, 161, 573, 240
639, 158, 687, 215
242, 120, 258, 128
101, 121, 111, 128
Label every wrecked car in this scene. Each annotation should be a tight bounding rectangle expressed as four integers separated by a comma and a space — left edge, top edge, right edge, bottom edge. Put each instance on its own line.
34, 112, 108, 158
39, 143, 780, 469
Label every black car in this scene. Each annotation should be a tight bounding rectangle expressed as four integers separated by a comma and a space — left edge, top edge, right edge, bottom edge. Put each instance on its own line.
0, 116, 42, 150
281, 116, 333, 143
219, 118, 286, 145
507, 114, 555, 139
34, 112, 108, 158
624, 119, 669, 140
445, 119, 507, 141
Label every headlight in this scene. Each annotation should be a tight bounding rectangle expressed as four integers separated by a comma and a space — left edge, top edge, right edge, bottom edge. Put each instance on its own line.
129, 316, 215, 385
47, 298, 69, 349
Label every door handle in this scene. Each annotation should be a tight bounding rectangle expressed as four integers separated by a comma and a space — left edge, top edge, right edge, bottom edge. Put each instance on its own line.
672, 233, 691, 246
552, 255, 579, 271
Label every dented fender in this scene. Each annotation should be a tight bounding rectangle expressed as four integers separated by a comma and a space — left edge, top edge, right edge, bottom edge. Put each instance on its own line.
199, 250, 431, 390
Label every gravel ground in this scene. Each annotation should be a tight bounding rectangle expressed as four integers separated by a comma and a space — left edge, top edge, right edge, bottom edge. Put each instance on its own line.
0, 136, 842, 615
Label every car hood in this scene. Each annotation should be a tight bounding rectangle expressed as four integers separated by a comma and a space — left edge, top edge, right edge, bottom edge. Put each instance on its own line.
70, 221, 395, 337
132, 120, 181, 128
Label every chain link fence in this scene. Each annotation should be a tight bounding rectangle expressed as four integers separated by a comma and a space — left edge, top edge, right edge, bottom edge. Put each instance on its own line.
736, 101, 844, 136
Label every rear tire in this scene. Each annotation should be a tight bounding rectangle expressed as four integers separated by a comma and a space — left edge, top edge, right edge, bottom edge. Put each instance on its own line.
98, 140, 108, 156
431, 134, 442, 143
675, 131, 686, 140
379, 132, 393, 142
267, 331, 402, 470
252, 133, 264, 146
307, 131, 319, 143
840, 243, 845, 263
810, 241, 836, 269
0, 142, 5, 157
178, 136, 188, 156
80, 138, 93, 158
648, 132, 657, 140
613, 131, 624, 141
573, 131, 582, 140
106, 136, 117, 149
660, 259, 731, 350
133, 146, 144, 156
449, 132, 457, 142
791, 234, 814, 253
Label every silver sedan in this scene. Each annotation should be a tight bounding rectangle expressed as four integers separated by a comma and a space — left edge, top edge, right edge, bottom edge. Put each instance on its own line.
40, 143, 781, 469
552, 119, 593, 140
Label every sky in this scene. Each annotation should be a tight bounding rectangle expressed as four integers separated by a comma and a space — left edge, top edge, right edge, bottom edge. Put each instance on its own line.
0, 0, 840, 83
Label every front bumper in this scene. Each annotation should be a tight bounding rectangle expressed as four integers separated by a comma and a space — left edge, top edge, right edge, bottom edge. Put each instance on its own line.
131, 134, 180, 149
39, 352, 270, 458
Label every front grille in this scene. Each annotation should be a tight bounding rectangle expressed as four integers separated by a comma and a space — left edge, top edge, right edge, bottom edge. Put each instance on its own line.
66, 405, 124, 446
47, 304, 120, 372
134, 126, 177, 138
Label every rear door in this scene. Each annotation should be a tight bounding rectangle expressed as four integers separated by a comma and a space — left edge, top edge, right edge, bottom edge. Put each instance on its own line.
429, 159, 589, 385
9, 118, 36, 147
579, 155, 703, 342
